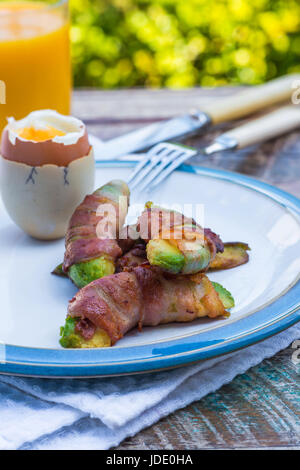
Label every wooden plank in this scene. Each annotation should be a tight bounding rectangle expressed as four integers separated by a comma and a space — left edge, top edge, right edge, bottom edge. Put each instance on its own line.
73, 88, 300, 449
117, 346, 300, 450
73, 88, 300, 197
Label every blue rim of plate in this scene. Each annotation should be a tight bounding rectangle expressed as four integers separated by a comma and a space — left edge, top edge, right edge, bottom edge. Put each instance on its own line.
1, 162, 300, 378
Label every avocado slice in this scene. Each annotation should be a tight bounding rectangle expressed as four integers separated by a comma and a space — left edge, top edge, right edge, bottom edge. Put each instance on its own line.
179, 240, 211, 274
209, 242, 250, 271
52, 257, 115, 287
68, 257, 115, 288
146, 239, 185, 274
52, 263, 67, 277
212, 281, 235, 309
60, 316, 111, 348
59, 317, 82, 348
146, 237, 212, 275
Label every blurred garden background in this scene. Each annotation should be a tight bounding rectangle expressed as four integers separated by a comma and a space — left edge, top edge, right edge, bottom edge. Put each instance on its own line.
70, 0, 300, 89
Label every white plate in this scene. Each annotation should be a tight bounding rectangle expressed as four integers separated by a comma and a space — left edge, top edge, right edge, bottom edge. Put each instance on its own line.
0, 163, 299, 377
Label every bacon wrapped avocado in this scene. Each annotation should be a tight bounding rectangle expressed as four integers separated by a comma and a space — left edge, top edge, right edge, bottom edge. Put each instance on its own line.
136, 203, 223, 275
59, 265, 234, 348
136, 204, 250, 275
60, 180, 130, 288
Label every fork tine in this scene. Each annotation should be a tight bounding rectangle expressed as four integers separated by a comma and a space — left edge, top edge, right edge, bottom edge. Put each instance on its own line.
127, 143, 168, 185
148, 147, 197, 191
129, 143, 176, 190
126, 155, 151, 185
138, 148, 186, 192
127, 142, 198, 192
129, 154, 162, 190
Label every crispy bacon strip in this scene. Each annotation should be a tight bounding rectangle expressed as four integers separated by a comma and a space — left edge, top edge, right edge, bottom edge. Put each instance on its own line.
63, 180, 129, 272
137, 205, 223, 251
204, 228, 224, 254
137, 204, 196, 241
68, 266, 227, 345
116, 240, 148, 272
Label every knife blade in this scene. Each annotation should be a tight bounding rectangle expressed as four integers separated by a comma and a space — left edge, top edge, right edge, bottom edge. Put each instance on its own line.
91, 112, 210, 160
93, 74, 299, 160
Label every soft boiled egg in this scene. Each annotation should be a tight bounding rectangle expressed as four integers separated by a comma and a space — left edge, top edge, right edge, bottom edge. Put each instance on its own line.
0, 110, 95, 240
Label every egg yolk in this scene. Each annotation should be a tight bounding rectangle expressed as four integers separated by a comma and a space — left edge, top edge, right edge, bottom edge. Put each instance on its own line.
17, 126, 66, 142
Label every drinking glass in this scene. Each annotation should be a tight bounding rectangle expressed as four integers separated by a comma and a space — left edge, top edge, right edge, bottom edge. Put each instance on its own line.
0, 0, 71, 133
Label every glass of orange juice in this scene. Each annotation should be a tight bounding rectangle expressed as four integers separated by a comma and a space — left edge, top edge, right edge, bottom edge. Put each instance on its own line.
0, 0, 71, 133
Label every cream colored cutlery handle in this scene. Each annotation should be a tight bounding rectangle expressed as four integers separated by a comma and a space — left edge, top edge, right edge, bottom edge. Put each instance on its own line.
221, 105, 300, 149
202, 74, 299, 124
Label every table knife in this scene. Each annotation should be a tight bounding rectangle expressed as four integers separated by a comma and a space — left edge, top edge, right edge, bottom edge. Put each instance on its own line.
142, 104, 300, 192
93, 74, 299, 160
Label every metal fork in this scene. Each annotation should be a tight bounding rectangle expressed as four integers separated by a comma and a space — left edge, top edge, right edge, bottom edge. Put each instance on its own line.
127, 142, 197, 192
127, 105, 300, 193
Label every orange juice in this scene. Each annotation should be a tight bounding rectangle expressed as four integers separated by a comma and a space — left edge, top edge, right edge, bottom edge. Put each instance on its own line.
0, 1, 71, 133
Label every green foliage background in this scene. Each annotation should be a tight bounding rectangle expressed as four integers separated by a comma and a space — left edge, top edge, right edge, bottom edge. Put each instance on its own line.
70, 0, 300, 88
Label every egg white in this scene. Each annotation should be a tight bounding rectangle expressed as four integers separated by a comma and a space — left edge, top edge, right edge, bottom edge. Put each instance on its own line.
7, 110, 85, 146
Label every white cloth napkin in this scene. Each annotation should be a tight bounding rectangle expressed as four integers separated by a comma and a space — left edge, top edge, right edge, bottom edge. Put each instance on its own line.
0, 324, 298, 450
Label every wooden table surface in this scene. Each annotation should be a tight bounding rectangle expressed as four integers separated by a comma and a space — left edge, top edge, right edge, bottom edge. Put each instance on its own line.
73, 87, 300, 450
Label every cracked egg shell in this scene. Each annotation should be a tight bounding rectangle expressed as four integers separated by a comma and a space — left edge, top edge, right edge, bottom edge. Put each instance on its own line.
0, 110, 95, 240
1, 110, 91, 167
